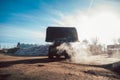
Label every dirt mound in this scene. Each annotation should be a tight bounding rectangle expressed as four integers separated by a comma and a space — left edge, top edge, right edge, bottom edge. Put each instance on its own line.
15, 45, 49, 56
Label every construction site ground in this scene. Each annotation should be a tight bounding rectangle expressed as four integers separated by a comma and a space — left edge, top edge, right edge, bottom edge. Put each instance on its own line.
0, 53, 120, 80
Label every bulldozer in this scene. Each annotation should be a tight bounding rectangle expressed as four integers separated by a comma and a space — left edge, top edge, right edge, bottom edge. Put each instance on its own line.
45, 27, 78, 59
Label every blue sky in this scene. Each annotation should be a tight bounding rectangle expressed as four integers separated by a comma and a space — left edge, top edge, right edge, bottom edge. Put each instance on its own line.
0, 0, 120, 48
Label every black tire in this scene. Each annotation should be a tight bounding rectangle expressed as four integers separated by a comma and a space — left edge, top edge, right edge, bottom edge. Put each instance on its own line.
48, 46, 54, 59
56, 55, 60, 59
48, 53, 53, 59
64, 52, 70, 59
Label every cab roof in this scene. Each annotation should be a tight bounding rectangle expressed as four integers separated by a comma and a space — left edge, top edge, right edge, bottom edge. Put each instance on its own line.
45, 27, 78, 42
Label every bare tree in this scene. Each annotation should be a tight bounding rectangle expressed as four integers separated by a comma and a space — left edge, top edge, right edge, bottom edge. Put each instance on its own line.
113, 38, 120, 45
89, 37, 104, 55
118, 38, 120, 45
91, 37, 98, 45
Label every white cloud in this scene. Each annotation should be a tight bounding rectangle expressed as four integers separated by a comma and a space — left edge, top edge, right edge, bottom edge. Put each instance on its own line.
53, 4, 120, 44
0, 25, 46, 44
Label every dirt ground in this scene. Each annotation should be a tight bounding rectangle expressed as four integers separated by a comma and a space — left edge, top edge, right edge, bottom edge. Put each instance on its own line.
0, 53, 120, 80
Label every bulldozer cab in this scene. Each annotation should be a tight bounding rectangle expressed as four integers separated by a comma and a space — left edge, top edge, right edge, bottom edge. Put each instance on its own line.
46, 27, 78, 42
45, 27, 78, 59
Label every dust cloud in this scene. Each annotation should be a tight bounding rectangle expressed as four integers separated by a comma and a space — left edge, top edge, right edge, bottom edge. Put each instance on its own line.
56, 42, 120, 65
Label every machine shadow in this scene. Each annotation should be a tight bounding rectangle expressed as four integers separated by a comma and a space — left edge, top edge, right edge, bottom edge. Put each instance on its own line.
0, 58, 65, 68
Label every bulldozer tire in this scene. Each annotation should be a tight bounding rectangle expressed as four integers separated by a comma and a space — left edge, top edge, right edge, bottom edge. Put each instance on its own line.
48, 46, 54, 59
64, 53, 70, 59
48, 54, 53, 59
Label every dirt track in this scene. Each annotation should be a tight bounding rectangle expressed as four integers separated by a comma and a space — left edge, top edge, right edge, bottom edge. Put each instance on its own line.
0, 53, 120, 80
